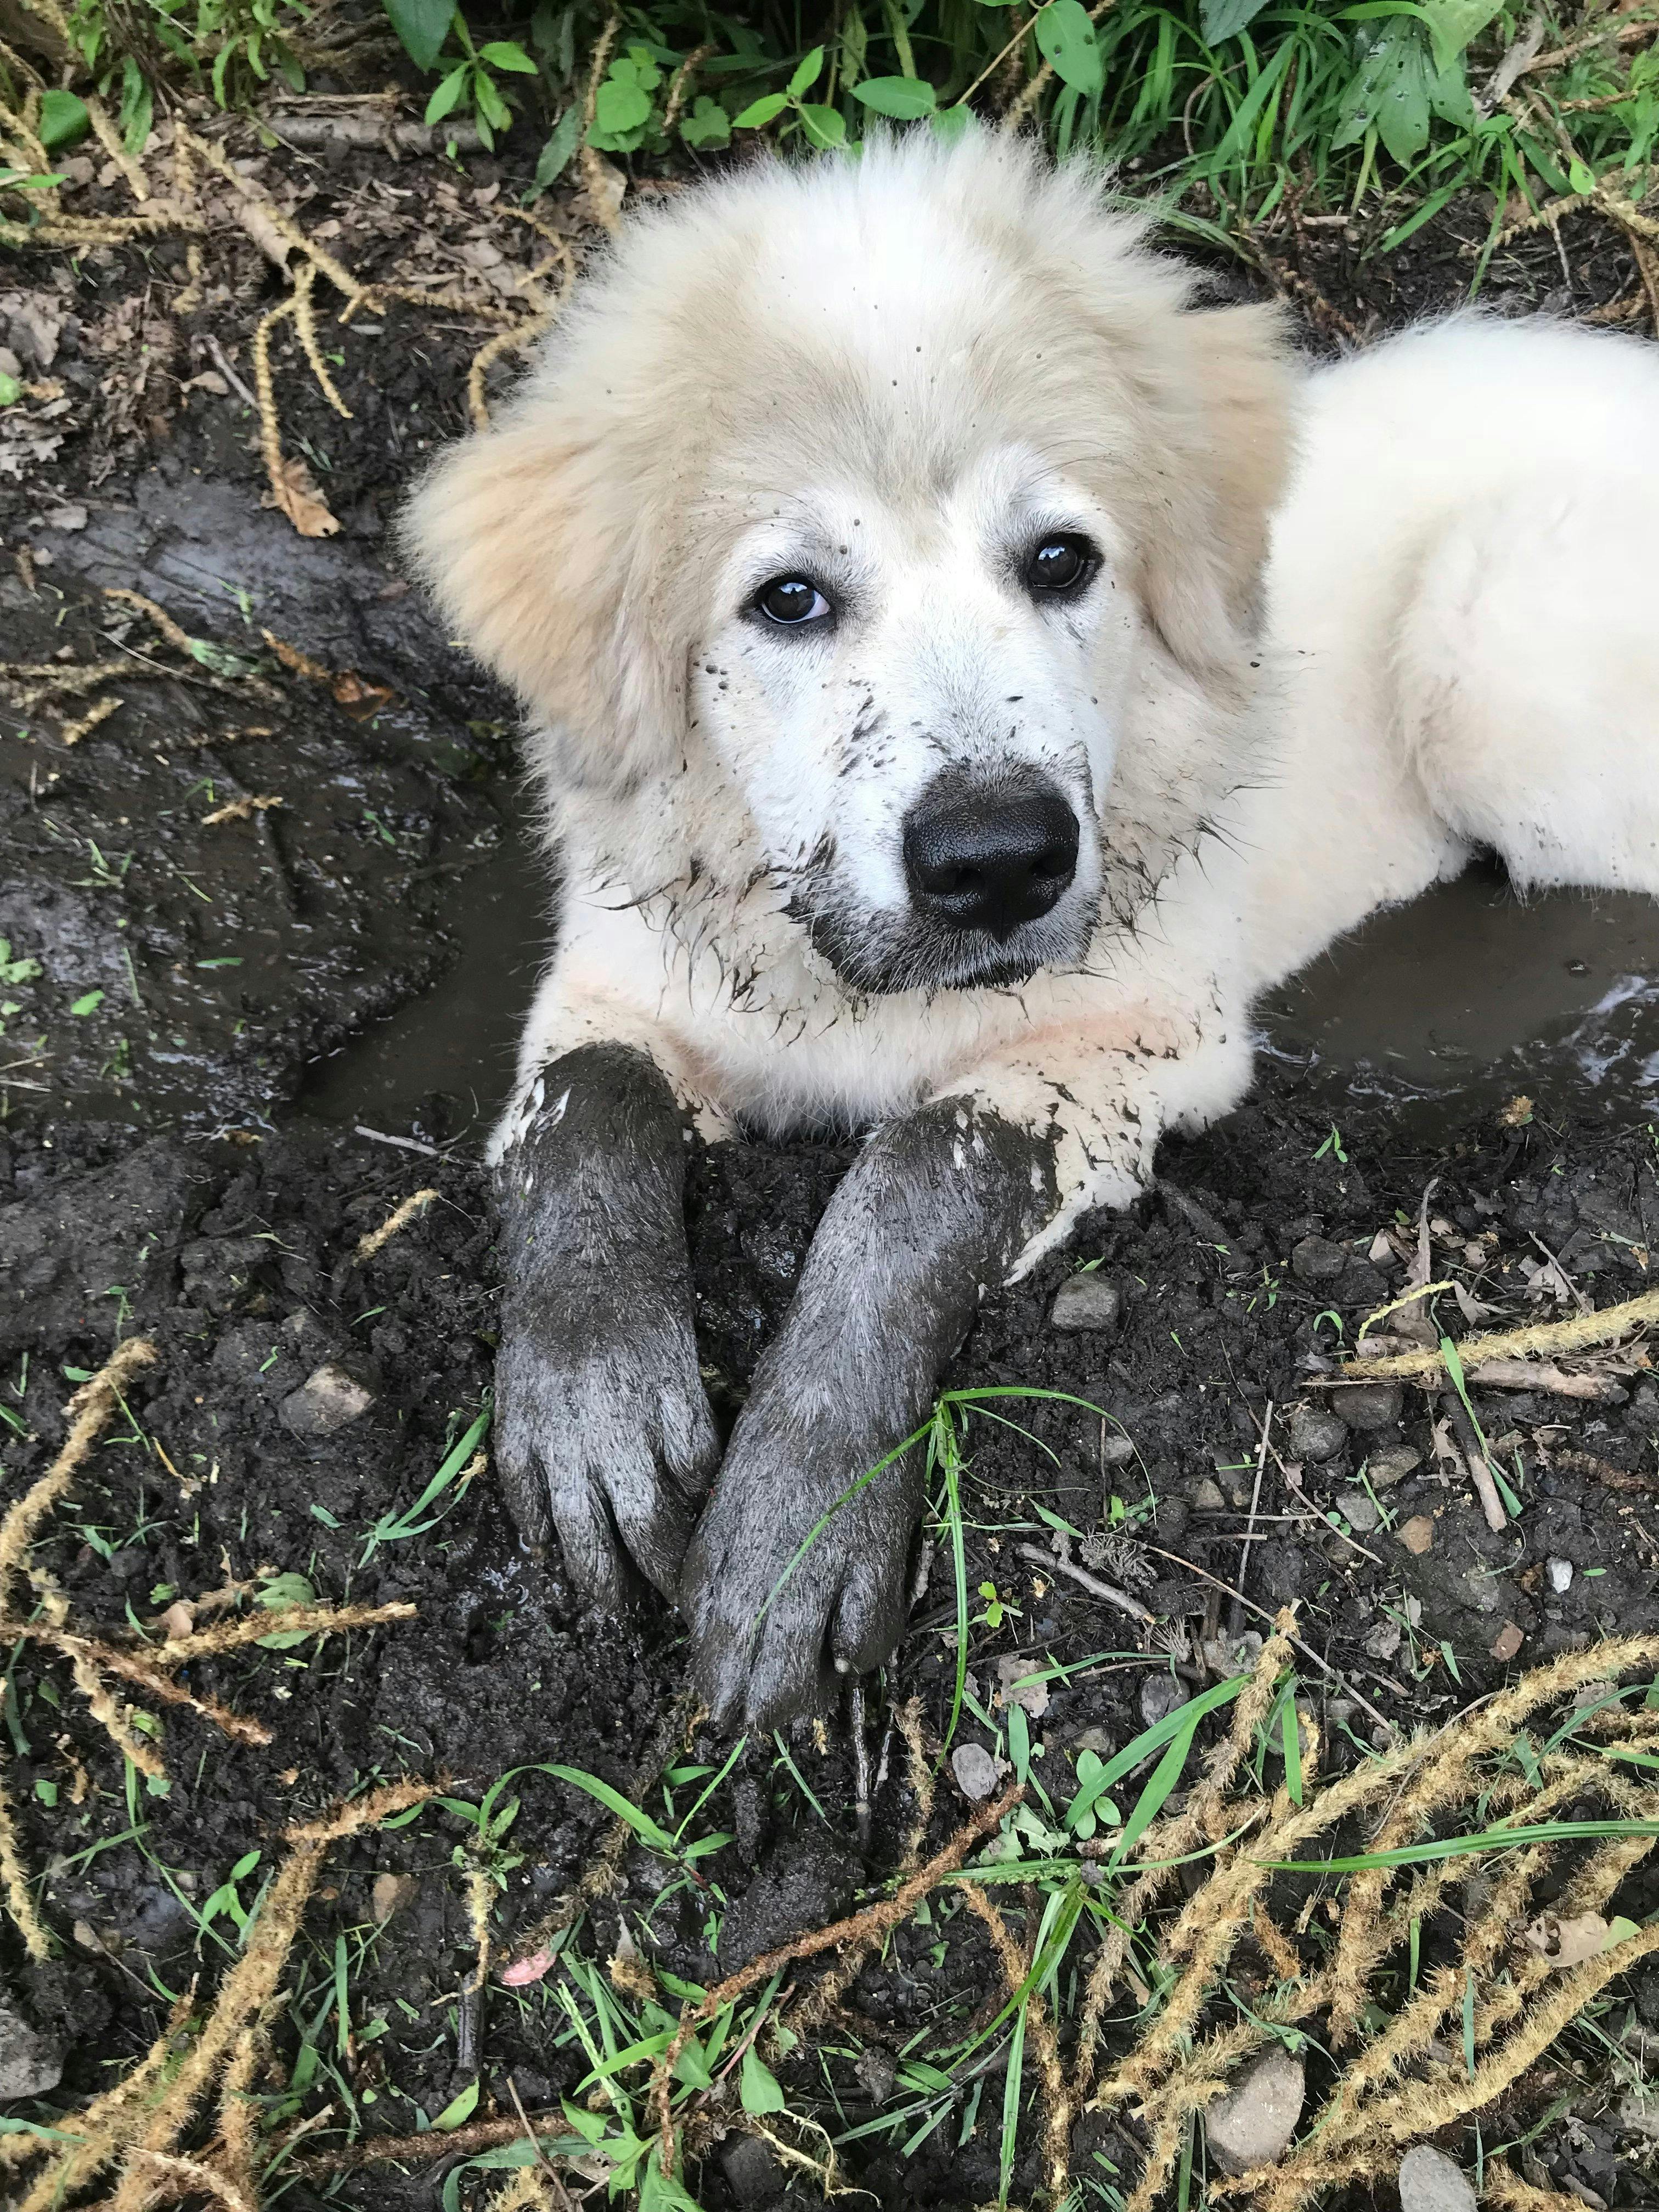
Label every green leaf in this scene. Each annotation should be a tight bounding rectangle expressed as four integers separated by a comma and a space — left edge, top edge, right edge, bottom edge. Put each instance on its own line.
733, 91, 789, 127
479, 39, 537, 69
474, 68, 511, 131
1034, 0, 1102, 93
0, 374, 19, 407
1419, 0, 1502, 67
788, 44, 825, 96
33, 1778, 57, 1807
680, 95, 731, 148
256, 1570, 318, 1647
532, 104, 582, 191
38, 89, 91, 149
741, 2046, 787, 2114
543, 1764, 679, 1854
382, 0, 454, 71
931, 101, 972, 141
430, 2078, 479, 2130
424, 65, 468, 125
69, 990, 104, 1016
798, 101, 848, 145
1201, 0, 1271, 38
1280, 1692, 1303, 1805
118, 57, 153, 155
1568, 154, 1598, 194
593, 76, 652, 132
854, 74, 936, 116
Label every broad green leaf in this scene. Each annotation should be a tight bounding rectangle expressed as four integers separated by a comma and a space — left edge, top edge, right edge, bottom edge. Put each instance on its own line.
854, 74, 937, 116
0, 376, 18, 408
532, 104, 582, 191
38, 89, 90, 148
932, 101, 972, 140
740, 2047, 787, 2114
69, 990, 104, 1015
430, 2078, 480, 2130
481, 40, 537, 69
424, 65, 468, 125
798, 101, 848, 145
382, 0, 454, 71
475, 68, 511, 130
1201, 0, 1271, 40
788, 44, 825, 96
733, 91, 789, 127
1034, 0, 1103, 93
1419, 0, 1502, 67
680, 95, 731, 147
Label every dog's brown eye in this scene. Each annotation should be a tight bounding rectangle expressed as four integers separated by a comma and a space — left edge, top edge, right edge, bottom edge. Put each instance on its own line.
1024, 535, 1097, 597
754, 575, 832, 626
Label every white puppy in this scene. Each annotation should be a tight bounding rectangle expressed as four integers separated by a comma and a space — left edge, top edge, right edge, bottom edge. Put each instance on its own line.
407, 132, 1659, 1725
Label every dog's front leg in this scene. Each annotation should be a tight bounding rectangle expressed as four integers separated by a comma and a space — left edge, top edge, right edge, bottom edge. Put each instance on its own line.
495, 1042, 719, 1606
679, 1092, 1067, 1726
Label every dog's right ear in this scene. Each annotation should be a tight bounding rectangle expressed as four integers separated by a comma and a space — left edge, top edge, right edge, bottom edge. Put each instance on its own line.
404, 408, 687, 789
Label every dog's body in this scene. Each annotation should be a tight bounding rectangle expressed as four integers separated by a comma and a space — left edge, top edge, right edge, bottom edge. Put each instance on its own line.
409, 137, 1659, 1725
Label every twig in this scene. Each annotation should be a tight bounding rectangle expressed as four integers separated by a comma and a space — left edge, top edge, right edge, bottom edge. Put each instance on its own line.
1440, 1389, 1510, 1536
353, 1123, 441, 1158
1338, 1285, 1659, 1380
1232, 1402, 1273, 1637
1015, 1542, 1154, 1626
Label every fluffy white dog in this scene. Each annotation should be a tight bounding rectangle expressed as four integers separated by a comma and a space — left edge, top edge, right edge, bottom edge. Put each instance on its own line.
407, 132, 1659, 1725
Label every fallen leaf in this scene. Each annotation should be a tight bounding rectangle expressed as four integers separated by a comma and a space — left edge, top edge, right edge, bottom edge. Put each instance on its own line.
1523, 1910, 1611, 1970
331, 669, 394, 715
1398, 1515, 1435, 1556
370, 1871, 420, 1924
500, 1945, 554, 1987
1489, 1621, 1525, 1662
266, 453, 340, 539
996, 1651, 1049, 1718
161, 1600, 195, 1640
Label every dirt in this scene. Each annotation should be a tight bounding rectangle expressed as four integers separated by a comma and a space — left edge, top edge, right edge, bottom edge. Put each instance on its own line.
4, 106, 1659, 2212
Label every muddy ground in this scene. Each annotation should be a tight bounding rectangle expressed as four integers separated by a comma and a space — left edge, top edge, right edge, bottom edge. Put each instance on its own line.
4, 101, 1659, 2212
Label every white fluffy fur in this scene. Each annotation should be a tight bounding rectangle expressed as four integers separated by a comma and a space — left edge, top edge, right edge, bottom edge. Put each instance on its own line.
407, 134, 1659, 1268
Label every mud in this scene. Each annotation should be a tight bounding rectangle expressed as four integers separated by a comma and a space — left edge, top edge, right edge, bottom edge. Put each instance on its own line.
4, 117, 1659, 2212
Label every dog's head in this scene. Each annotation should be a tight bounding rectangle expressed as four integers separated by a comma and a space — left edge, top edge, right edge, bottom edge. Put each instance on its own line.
406, 134, 1291, 996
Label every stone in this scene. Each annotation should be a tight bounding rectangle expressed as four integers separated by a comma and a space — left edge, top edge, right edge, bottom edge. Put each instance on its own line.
371, 1872, 420, 1923
1290, 1235, 1347, 1283
1204, 2047, 1305, 2174
1548, 1556, 1575, 1594
1335, 1383, 1404, 1430
1491, 1621, 1525, 1662
951, 1743, 1002, 1801
1051, 1274, 1120, 1333
1100, 1431, 1136, 1466
0, 1998, 64, 2100
1288, 1404, 1347, 1463
279, 1362, 375, 1437
1334, 1489, 1379, 1534
721, 2135, 786, 2204
1398, 1515, 1435, 1555
1190, 1477, 1227, 1511
1398, 2145, 1476, 2212
1139, 1674, 1187, 1727
1365, 1443, 1421, 1489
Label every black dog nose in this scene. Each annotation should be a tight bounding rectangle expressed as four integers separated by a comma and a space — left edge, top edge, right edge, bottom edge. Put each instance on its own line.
903, 778, 1080, 938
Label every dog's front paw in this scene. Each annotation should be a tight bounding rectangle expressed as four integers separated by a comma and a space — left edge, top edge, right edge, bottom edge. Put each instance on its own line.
496, 1299, 718, 1607
678, 1393, 924, 1728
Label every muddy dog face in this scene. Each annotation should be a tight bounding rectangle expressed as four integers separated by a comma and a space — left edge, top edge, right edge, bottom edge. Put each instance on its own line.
408, 136, 1290, 997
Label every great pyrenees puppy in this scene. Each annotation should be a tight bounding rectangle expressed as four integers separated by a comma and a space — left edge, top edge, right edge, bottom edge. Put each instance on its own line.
407, 131, 1659, 1726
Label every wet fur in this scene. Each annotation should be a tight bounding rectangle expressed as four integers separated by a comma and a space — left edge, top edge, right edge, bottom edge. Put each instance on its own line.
407, 134, 1659, 1725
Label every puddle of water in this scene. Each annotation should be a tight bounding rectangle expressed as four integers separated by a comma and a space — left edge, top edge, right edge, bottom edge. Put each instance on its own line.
1262, 857, 1659, 1132
301, 821, 550, 1137
307, 844, 1659, 1141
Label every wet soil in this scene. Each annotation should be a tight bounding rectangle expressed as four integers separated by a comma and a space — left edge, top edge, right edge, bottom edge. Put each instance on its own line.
3, 108, 1659, 2212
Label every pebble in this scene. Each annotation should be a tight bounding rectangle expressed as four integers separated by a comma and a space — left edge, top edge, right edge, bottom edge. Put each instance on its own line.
1490, 1621, 1525, 1662
1288, 1404, 1347, 1463
1140, 1674, 1188, 1726
721, 2135, 787, 2204
1101, 1431, 1136, 1466
1398, 2145, 1476, 2212
1190, 1476, 1227, 1511
951, 1743, 1002, 1801
1334, 1489, 1379, 1534
1051, 1273, 1120, 1332
1548, 1556, 1575, 1594
1204, 2047, 1305, 2174
0, 1998, 64, 2101
279, 1361, 376, 1436
1335, 1383, 1404, 1430
1290, 1234, 1347, 1282
1398, 1515, 1436, 1555
1365, 1443, 1421, 1489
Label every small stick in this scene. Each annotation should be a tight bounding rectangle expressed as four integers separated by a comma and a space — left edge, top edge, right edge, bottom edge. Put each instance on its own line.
353, 1123, 441, 1159
1137, 1543, 1395, 1735
1015, 1543, 1154, 1626
1232, 1401, 1273, 1637
1440, 1390, 1510, 1535
849, 1680, 872, 1858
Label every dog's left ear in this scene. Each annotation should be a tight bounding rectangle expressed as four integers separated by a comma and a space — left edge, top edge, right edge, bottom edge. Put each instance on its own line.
1138, 300, 1293, 687
403, 403, 690, 789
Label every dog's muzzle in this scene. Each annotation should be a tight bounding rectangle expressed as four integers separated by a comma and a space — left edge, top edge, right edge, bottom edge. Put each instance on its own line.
902, 770, 1079, 939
